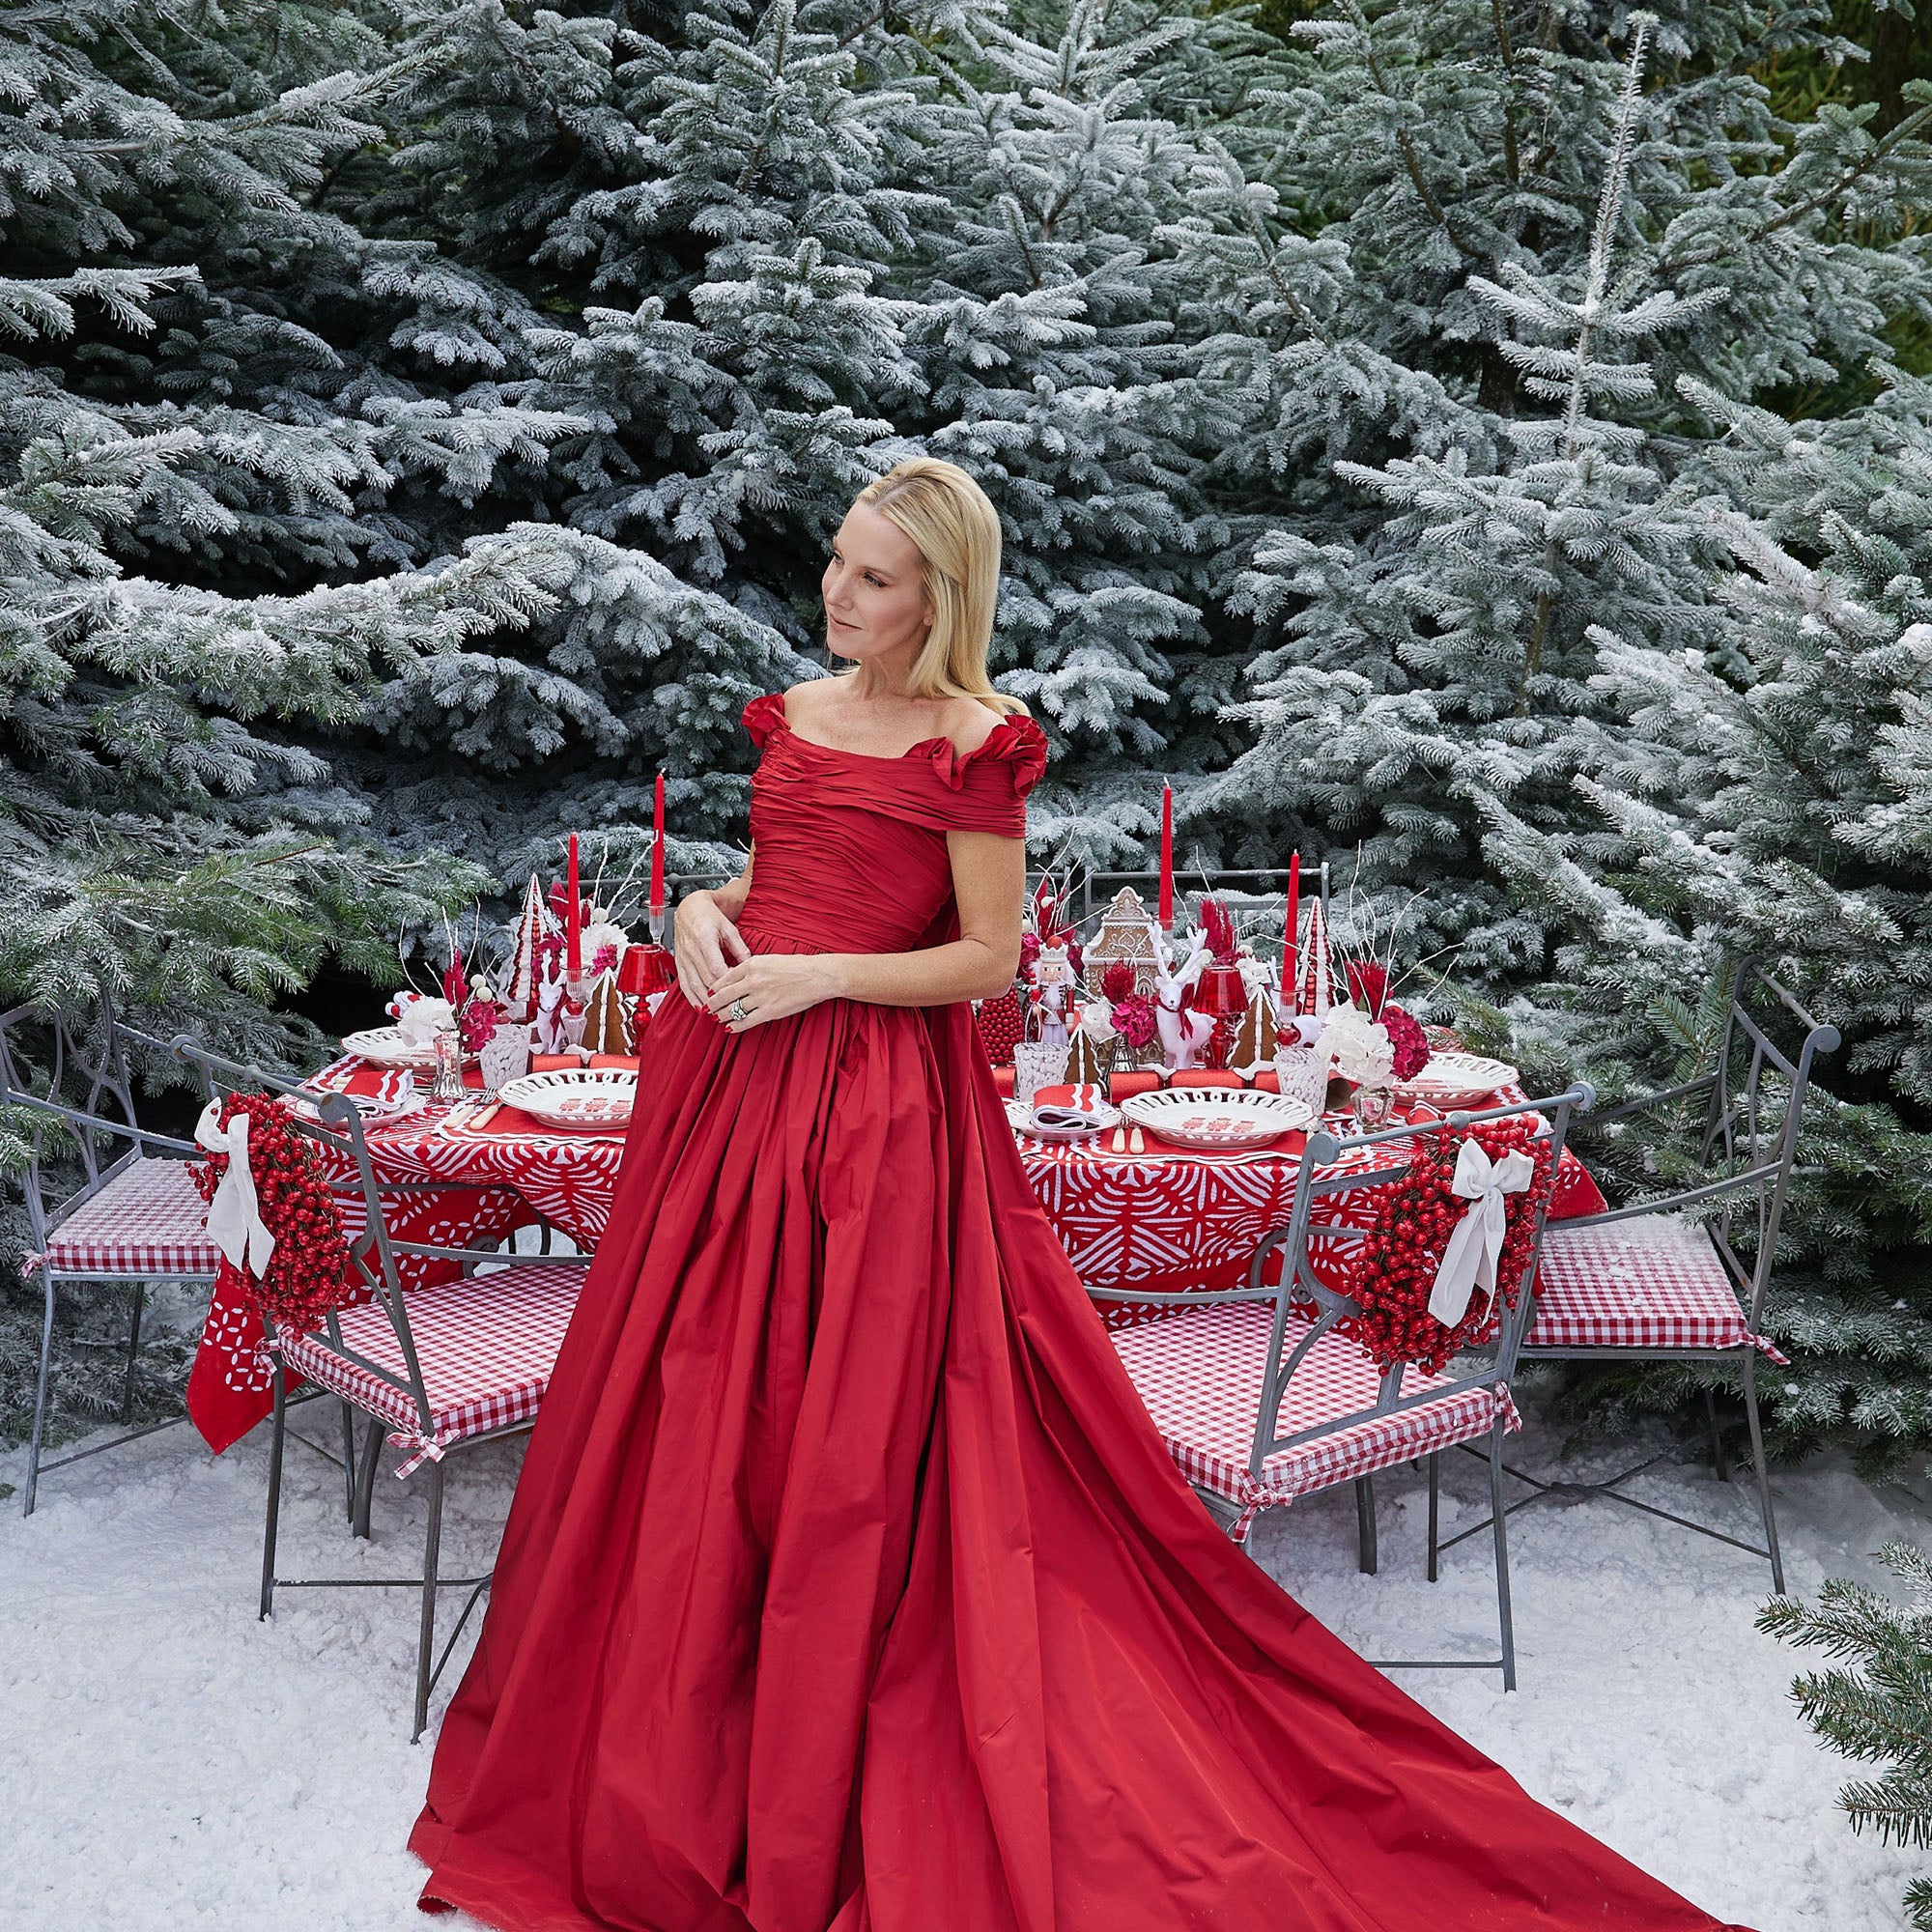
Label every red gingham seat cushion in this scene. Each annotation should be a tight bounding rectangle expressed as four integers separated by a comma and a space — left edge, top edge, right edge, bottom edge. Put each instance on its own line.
31, 1158, 220, 1278
1111, 1303, 1520, 1542
1528, 1214, 1788, 1363
274, 1262, 580, 1477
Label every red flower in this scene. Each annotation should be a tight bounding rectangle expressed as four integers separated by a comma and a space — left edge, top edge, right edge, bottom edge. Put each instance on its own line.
1345, 959, 1388, 1018
1381, 1002, 1431, 1081
1111, 992, 1159, 1049
1100, 961, 1137, 1004
460, 999, 502, 1051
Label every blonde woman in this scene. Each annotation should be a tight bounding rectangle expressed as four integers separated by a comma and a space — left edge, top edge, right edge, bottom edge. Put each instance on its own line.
412, 460, 1745, 1932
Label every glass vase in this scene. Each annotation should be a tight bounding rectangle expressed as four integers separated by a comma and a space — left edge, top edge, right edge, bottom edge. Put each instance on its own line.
478, 1024, 532, 1099
1271, 1044, 1329, 1117
430, 1028, 467, 1105
1012, 1038, 1070, 1108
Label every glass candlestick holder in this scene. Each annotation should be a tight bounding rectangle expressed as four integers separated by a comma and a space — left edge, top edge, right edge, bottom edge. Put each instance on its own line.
430, 1027, 467, 1105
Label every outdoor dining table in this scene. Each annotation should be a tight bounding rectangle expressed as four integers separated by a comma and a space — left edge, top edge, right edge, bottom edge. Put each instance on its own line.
184, 1055, 1603, 1439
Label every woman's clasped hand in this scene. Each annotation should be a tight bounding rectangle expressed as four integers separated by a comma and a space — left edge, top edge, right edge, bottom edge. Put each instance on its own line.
672, 886, 837, 1033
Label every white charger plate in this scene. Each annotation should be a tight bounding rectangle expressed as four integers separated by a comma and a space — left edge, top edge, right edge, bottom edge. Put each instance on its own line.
1120, 1088, 1315, 1151
1395, 1051, 1520, 1110
342, 1025, 442, 1069
343, 1025, 476, 1071
497, 1067, 638, 1131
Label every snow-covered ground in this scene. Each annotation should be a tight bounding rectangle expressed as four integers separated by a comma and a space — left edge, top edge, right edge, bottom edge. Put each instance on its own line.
1, 1395, 1923, 1931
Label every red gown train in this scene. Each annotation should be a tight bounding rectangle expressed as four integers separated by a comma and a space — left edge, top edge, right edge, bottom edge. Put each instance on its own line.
411, 694, 1747, 1932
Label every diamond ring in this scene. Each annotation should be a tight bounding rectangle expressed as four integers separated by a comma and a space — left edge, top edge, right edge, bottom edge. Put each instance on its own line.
728, 999, 751, 1025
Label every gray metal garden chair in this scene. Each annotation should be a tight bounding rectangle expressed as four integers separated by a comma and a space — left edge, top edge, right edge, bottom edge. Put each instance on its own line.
1099, 1089, 1588, 1690
177, 1039, 590, 1741
1, 987, 219, 1515
1443, 960, 1837, 1593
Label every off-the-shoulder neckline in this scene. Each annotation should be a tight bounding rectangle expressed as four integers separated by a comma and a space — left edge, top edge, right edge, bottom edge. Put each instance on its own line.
755, 691, 1035, 766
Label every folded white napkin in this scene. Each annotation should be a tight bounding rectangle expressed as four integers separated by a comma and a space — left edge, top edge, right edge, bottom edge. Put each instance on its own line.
1031, 1084, 1112, 1132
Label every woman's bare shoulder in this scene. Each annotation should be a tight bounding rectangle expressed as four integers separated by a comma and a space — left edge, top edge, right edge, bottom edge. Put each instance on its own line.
939, 696, 1017, 755
781, 678, 834, 722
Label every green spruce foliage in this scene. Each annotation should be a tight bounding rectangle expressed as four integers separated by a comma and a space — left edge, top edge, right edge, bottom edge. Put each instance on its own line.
1761, 1544, 1932, 1929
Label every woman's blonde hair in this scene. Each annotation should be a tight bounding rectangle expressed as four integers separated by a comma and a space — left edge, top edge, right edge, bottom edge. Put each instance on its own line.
852, 457, 1027, 716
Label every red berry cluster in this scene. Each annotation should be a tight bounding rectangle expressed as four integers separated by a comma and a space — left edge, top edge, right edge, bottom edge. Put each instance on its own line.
190, 1094, 355, 1336
1339, 1118, 1552, 1375
975, 986, 1025, 1066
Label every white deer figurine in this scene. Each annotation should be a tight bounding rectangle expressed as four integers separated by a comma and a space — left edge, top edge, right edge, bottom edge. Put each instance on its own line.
1151, 930, 1215, 1070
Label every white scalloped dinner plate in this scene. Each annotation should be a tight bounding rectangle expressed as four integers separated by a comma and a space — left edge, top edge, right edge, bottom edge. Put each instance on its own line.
1394, 1051, 1520, 1109
1120, 1088, 1315, 1151
497, 1068, 638, 1131
342, 1025, 444, 1069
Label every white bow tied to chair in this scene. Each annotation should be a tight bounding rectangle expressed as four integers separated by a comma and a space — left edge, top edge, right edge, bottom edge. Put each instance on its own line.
194, 1099, 277, 1279
1427, 1139, 1537, 1328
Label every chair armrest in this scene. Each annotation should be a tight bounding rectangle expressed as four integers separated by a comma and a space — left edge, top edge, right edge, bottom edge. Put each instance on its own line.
1553, 1158, 1786, 1230
1580, 1072, 1717, 1127
0, 1087, 198, 1158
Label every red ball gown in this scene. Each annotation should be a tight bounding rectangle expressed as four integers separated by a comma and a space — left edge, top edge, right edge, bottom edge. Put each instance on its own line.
412, 694, 1747, 1932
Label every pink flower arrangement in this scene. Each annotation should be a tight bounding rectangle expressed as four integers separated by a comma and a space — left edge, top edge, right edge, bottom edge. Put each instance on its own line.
1111, 992, 1159, 1050
458, 996, 502, 1052
590, 941, 619, 978
1380, 1002, 1431, 1082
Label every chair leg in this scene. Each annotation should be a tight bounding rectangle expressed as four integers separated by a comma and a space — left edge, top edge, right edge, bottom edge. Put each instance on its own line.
1703, 1386, 1729, 1484
1742, 1353, 1784, 1595
122, 1283, 147, 1425
413, 1461, 446, 1744
353, 1413, 384, 1541
340, 1401, 357, 1524
1489, 1419, 1517, 1691
1354, 1475, 1378, 1576
261, 1369, 288, 1621
23, 1272, 58, 1517
1427, 1454, 1440, 1583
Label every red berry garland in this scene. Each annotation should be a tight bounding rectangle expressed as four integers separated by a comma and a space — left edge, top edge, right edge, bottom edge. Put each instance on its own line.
189, 1094, 355, 1337
1340, 1117, 1552, 1376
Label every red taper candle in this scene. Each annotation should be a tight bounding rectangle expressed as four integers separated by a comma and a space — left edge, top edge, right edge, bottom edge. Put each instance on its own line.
1157, 781, 1174, 931
648, 771, 666, 924
565, 832, 582, 983
1283, 851, 1300, 1015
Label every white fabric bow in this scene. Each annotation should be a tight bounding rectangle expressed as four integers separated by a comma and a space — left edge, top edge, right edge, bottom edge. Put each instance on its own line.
1428, 1140, 1536, 1327
194, 1099, 276, 1279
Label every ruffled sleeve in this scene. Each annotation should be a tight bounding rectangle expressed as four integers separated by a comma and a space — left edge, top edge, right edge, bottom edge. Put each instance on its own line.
923, 714, 1047, 797
741, 692, 787, 751
918, 713, 1048, 835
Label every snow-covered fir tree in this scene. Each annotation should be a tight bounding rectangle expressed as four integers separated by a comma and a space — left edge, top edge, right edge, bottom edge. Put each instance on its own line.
6, 0, 1932, 1465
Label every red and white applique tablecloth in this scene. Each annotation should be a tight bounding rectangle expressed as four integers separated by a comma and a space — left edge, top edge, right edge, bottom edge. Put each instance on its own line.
188, 1064, 1604, 1447
1018, 1088, 1604, 1307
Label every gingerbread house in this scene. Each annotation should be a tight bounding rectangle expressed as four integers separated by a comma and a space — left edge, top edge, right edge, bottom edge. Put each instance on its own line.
1083, 887, 1163, 998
